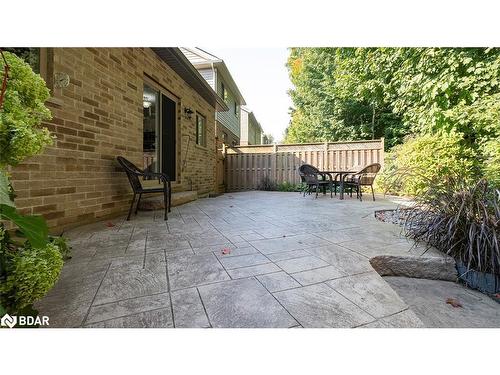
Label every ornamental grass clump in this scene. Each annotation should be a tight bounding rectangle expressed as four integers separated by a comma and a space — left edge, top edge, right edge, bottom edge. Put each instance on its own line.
404, 176, 500, 275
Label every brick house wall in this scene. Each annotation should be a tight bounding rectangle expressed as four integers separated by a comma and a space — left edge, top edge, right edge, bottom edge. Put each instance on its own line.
9, 48, 217, 233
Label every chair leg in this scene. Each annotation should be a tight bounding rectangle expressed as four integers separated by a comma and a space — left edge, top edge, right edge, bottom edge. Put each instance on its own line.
371, 185, 375, 201
135, 193, 142, 215
315, 184, 319, 199
163, 189, 168, 221
330, 183, 333, 198
168, 188, 172, 212
127, 194, 136, 221
359, 185, 363, 202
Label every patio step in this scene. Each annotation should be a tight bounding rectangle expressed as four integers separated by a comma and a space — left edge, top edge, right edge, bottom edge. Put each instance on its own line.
138, 191, 197, 210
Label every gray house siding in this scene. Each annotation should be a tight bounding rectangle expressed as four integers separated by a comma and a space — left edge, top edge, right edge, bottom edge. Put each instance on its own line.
197, 68, 215, 88
215, 70, 240, 139
240, 109, 262, 145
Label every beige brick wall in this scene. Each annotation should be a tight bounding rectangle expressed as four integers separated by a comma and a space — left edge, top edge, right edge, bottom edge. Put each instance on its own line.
9, 48, 217, 233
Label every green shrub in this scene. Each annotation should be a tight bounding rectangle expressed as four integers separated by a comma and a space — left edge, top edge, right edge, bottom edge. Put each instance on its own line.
0, 243, 63, 311
257, 175, 277, 191
0, 51, 53, 167
483, 139, 500, 189
277, 181, 302, 192
50, 235, 72, 260
377, 132, 477, 196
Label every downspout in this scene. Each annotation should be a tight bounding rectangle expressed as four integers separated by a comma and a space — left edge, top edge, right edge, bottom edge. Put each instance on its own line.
212, 62, 217, 104
212, 62, 219, 143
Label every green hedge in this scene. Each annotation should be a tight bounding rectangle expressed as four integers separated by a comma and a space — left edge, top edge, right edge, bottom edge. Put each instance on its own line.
376, 132, 478, 196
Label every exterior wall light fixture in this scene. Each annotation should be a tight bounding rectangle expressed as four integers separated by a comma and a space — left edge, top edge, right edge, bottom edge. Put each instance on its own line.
184, 107, 194, 120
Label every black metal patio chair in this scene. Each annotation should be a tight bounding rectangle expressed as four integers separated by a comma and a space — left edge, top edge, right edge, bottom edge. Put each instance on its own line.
298, 164, 335, 198
117, 156, 171, 220
343, 163, 381, 201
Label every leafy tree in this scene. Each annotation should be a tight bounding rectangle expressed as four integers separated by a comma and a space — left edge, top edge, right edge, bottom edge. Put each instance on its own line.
285, 47, 500, 189
285, 48, 405, 148
262, 133, 274, 144
385, 48, 500, 150
286, 48, 500, 147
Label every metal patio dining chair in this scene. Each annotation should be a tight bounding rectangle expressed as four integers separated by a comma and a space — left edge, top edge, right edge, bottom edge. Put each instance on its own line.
343, 163, 381, 201
117, 156, 171, 220
298, 164, 335, 198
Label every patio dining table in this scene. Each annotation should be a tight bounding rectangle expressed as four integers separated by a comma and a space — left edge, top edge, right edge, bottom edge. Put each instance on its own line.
323, 170, 355, 200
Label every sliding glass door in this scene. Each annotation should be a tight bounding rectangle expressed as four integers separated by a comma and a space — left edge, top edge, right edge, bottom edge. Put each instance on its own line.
143, 84, 160, 173
142, 82, 177, 180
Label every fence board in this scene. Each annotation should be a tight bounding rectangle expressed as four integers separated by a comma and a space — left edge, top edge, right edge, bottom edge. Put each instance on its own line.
224, 139, 384, 192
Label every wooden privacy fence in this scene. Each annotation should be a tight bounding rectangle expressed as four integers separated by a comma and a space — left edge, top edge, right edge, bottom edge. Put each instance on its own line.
223, 139, 384, 192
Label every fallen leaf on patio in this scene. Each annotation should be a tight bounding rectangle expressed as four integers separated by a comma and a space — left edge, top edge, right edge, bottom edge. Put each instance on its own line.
106, 222, 115, 227
446, 298, 462, 308
221, 248, 231, 255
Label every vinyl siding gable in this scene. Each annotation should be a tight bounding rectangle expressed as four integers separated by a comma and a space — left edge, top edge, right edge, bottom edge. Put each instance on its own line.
197, 68, 215, 89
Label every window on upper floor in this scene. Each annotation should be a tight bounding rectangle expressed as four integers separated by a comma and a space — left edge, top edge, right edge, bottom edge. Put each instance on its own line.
196, 112, 207, 147
234, 102, 238, 116
220, 82, 227, 102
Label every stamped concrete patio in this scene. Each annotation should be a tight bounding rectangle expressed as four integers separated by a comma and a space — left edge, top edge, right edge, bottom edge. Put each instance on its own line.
36, 191, 450, 328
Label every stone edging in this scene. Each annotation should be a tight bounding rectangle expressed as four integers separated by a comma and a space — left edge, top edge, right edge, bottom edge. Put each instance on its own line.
369, 255, 458, 282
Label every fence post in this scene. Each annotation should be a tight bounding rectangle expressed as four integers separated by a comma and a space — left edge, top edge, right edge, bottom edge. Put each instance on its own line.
271, 144, 277, 183
222, 144, 226, 187
380, 137, 385, 167
324, 141, 328, 170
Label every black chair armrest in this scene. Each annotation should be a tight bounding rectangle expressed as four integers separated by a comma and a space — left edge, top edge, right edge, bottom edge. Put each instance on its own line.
143, 171, 170, 181
343, 173, 353, 181
142, 172, 171, 188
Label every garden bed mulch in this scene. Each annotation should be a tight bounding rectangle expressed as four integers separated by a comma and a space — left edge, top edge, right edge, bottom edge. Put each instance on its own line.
374, 207, 412, 226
